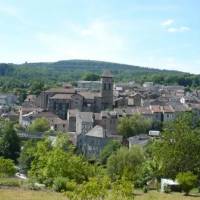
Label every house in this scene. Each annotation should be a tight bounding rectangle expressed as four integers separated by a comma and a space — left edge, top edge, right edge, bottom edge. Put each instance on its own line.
19, 108, 67, 132
77, 125, 122, 159
76, 112, 94, 135
77, 125, 110, 158
128, 93, 144, 107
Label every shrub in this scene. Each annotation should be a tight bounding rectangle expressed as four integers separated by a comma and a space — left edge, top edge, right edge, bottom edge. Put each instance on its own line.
176, 171, 198, 195
108, 178, 134, 200
53, 177, 68, 192
0, 157, 16, 177
66, 180, 77, 192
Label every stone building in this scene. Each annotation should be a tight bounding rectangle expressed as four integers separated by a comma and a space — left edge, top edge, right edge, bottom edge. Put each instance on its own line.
36, 71, 114, 120
101, 71, 113, 110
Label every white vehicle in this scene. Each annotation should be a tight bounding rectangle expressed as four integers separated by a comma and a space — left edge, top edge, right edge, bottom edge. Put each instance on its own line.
149, 130, 160, 137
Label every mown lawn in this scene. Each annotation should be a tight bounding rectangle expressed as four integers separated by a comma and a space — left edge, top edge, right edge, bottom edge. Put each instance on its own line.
0, 188, 200, 200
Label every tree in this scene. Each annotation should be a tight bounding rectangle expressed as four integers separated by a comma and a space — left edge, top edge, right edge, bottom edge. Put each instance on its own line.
0, 157, 16, 177
117, 114, 152, 138
28, 117, 50, 133
107, 146, 145, 181
150, 113, 200, 179
99, 140, 121, 165
82, 72, 100, 81
29, 138, 94, 185
176, 172, 198, 195
18, 140, 37, 173
0, 121, 20, 162
30, 81, 45, 95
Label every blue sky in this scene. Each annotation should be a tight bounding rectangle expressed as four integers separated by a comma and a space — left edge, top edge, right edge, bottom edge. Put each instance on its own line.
0, 0, 199, 74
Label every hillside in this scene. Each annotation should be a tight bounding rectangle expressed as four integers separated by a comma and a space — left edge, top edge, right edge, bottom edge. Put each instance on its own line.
0, 60, 199, 97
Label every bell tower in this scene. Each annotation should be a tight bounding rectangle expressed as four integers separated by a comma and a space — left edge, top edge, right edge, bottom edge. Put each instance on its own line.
101, 70, 113, 110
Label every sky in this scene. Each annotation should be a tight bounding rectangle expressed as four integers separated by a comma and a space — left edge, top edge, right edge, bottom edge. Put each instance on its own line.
0, 0, 199, 74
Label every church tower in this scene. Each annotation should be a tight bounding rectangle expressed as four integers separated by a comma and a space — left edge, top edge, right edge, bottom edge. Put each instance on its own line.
101, 70, 113, 110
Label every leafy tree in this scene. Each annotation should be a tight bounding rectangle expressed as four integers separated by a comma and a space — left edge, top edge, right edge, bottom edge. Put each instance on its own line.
18, 140, 37, 173
82, 72, 100, 81
29, 138, 94, 185
99, 140, 121, 165
54, 133, 75, 153
107, 146, 145, 181
0, 121, 20, 162
117, 114, 152, 138
176, 172, 198, 195
28, 117, 50, 133
0, 157, 16, 177
29, 81, 45, 95
150, 113, 200, 179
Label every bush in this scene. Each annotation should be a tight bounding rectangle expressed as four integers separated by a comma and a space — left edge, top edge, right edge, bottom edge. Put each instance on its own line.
108, 178, 134, 200
0, 157, 16, 177
53, 177, 68, 192
176, 171, 198, 195
66, 180, 77, 192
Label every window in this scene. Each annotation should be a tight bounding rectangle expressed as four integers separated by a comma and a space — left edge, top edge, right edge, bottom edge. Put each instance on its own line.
109, 83, 111, 90
104, 83, 106, 90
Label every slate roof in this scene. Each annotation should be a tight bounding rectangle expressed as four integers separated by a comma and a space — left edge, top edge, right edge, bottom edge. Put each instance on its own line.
101, 70, 113, 78
86, 125, 105, 138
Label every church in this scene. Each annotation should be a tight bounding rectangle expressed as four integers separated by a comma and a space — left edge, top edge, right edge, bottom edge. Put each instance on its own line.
36, 70, 114, 120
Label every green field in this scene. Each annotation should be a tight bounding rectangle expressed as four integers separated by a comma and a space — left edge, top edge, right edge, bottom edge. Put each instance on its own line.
0, 188, 199, 200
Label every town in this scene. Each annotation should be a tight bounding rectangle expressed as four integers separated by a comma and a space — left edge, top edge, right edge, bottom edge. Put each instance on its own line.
0, 1, 200, 199
0, 70, 197, 157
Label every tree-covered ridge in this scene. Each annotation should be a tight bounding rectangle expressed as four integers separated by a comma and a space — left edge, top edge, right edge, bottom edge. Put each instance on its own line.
0, 59, 195, 84
0, 60, 200, 101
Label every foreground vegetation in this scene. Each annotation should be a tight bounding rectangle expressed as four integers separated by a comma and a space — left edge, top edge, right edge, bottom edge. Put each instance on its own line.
0, 188, 199, 200
1, 112, 200, 199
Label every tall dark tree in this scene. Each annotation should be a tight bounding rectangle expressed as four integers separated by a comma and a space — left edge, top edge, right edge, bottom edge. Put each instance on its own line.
0, 121, 20, 162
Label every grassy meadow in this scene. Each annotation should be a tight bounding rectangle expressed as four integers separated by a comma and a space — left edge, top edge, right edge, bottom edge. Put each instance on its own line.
0, 188, 199, 200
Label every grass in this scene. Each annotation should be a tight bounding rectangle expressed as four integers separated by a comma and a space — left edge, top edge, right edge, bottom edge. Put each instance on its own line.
0, 178, 22, 187
0, 188, 199, 200
134, 190, 200, 200
0, 188, 67, 200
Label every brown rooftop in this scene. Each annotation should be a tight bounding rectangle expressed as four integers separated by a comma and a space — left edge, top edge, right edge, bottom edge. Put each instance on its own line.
45, 87, 75, 94
50, 94, 73, 100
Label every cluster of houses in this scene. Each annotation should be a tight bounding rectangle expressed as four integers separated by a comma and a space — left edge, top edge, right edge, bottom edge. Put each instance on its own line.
2, 70, 200, 159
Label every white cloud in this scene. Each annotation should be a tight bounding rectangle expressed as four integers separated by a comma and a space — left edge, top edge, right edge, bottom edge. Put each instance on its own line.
167, 26, 191, 33
161, 19, 174, 26
161, 19, 191, 33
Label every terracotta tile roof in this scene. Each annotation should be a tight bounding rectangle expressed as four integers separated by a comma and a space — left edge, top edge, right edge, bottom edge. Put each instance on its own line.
162, 105, 175, 113
150, 105, 162, 113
